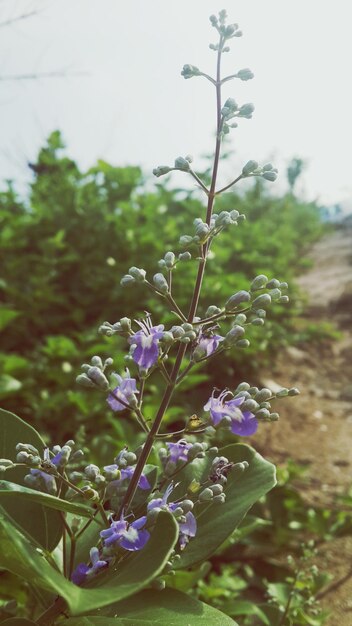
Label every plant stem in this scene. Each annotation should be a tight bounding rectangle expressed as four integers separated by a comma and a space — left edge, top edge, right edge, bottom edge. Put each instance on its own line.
117, 39, 225, 518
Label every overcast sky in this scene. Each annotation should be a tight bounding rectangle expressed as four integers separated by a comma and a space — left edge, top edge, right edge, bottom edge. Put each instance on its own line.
1, 0, 351, 208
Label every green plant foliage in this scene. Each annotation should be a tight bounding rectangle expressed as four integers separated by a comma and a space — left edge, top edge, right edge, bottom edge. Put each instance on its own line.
0, 508, 178, 615
0, 408, 63, 550
174, 444, 276, 569
0, 134, 323, 441
0, 481, 93, 518
64, 588, 238, 625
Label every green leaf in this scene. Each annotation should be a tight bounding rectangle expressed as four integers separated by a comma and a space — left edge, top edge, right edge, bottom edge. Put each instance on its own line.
0, 508, 179, 615
0, 408, 62, 551
0, 374, 22, 395
1, 617, 36, 626
176, 443, 276, 568
0, 308, 20, 331
222, 600, 271, 625
64, 588, 238, 625
0, 481, 94, 518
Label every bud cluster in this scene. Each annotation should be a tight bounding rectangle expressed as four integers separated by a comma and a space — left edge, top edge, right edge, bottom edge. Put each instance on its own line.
99, 317, 132, 337
153, 155, 193, 178
76, 355, 113, 391
242, 160, 278, 182
180, 210, 243, 249
232, 381, 299, 422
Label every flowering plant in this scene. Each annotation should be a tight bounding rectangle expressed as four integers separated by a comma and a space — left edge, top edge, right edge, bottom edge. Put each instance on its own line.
0, 10, 298, 625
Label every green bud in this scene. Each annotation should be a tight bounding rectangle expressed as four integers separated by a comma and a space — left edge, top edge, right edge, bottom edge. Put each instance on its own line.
276, 388, 289, 397
225, 290, 251, 310
153, 272, 169, 294
120, 317, 131, 332
171, 325, 185, 338
236, 338, 250, 348
270, 412, 279, 421
236, 68, 254, 81
224, 325, 245, 346
179, 235, 193, 247
242, 399, 260, 412
205, 305, 222, 317
255, 388, 272, 402
120, 274, 135, 286
160, 331, 174, 344
76, 373, 96, 388
213, 493, 226, 504
91, 356, 103, 368
178, 251, 192, 261
194, 222, 210, 243
280, 282, 289, 290
210, 484, 223, 495
153, 165, 172, 177
252, 318, 265, 326
87, 366, 109, 390
278, 295, 289, 304
262, 170, 277, 182
266, 278, 280, 289
269, 288, 282, 301
252, 293, 272, 309
288, 387, 300, 396
164, 251, 175, 268
242, 160, 259, 176
250, 274, 268, 291
234, 313, 247, 325
128, 266, 146, 282
16, 443, 39, 455
236, 382, 250, 392
255, 309, 266, 318
0, 458, 14, 469
174, 156, 190, 171
255, 408, 271, 420
181, 64, 201, 79
199, 487, 214, 501
239, 103, 255, 118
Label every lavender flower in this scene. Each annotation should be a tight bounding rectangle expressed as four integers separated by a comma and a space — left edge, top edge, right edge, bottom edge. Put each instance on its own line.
148, 484, 197, 550
100, 515, 150, 551
204, 390, 258, 436
105, 465, 151, 495
166, 440, 192, 464
197, 333, 224, 356
71, 547, 108, 586
129, 317, 164, 370
107, 371, 138, 411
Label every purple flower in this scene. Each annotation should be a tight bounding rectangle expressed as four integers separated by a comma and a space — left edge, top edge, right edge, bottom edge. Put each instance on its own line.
197, 333, 224, 357
166, 440, 192, 464
204, 390, 258, 436
71, 547, 108, 585
107, 371, 138, 411
148, 484, 197, 550
100, 515, 150, 551
105, 465, 151, 496
129, 317, 164, 370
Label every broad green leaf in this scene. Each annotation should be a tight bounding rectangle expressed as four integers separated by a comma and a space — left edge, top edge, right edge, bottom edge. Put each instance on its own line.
0, 374, 22, 395
0, 308, 20, 331
0, 408, 62, 551
175, 444, 276, 568
65, 588, 238, 625
0, 508, 178, 616
221, 600, 271, 625
0, 481, 94, 518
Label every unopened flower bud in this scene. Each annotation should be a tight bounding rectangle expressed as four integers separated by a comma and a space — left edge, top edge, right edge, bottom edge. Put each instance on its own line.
255, 408, 271, 420
224, 325, 245, 346
269, 288, 282, 301
84, 464, 101, 480
128, 267, 146, 282
250, 274, 268, 291
179, 235, 193, 247
153, 273, 169, 294
210, 484, 223, 496
255, 388, 272, 403
171, 326, 184, 338
252, 318, 264, 326
164, 251, 175, 268
270, 412, 279, 421
236, 382, 250, 392
242, 399, 260, 412
236, 339, 250, 348
280, 282, 289, 290
87, 367, 109, 390
213, 493, 226, 504
119, 317, 131, 332
288, 387, 300, 396
153, 165, 172, 177
234, 313, 247, 325
239, 103, 255, 118
278, 295, 289, 304
120, 274, 135, 286
262, 170, 277, 182
276, 388, 289, 397
199, 487, 214, 501
225, 290, 251, 310
178, 251, 192, 261
252, 294, 272, 309
205, 305, 222, 317
242, 160, 259, 176
225, 23, 237, 37
181, 64, 201, 79
180, 499, 194, 513
174, 156, 190, 171
236, 68, 254, 81
91, 356, 103, 368
81, 486, 100, 501
266, 278, 280, 289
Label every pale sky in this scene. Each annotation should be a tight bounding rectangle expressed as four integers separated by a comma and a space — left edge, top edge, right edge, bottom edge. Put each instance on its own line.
1, 0, 351, 209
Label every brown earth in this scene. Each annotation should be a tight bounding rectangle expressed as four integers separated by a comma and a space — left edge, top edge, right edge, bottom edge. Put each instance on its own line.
250, 225, 352, 625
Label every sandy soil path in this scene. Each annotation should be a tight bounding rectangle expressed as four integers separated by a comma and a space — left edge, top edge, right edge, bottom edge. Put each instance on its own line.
251, 225, 352, 625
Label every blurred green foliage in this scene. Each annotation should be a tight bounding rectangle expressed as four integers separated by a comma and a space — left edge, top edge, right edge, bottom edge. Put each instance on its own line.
0, 131, 324, 441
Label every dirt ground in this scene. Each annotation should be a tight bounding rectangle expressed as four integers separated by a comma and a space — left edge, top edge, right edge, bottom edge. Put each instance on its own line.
251, 225, 352, 625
